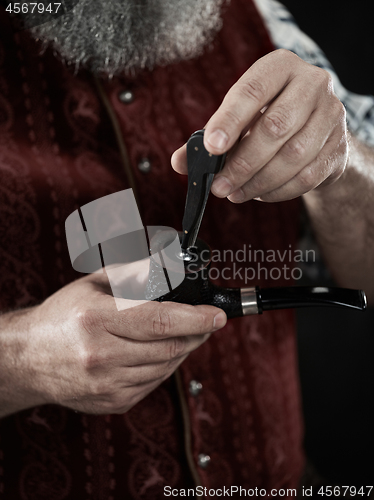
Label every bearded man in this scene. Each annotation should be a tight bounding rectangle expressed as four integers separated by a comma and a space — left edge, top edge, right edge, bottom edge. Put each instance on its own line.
0, 0, 373, 498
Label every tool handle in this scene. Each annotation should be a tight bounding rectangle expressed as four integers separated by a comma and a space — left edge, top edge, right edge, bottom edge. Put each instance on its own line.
181, 130, 226, 250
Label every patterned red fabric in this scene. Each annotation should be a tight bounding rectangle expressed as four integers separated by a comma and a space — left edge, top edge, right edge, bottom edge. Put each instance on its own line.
0, 0, 304, 498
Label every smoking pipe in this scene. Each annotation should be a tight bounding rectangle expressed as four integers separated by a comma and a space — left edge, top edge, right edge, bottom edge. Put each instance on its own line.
147, 231, 367, 318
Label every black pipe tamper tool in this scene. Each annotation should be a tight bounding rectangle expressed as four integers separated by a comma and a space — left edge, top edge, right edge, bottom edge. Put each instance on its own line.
146, 130, 367, 318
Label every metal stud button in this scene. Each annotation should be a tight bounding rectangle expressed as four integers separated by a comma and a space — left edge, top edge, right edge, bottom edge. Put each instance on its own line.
197, 453, 211, 469
189, 380, 203, 397
118, 90, 134, 104
138, 158, 152, 173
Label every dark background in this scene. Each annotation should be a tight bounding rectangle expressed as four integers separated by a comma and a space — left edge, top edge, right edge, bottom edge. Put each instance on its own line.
281, 0, 374, 95
281, 0, 374, 485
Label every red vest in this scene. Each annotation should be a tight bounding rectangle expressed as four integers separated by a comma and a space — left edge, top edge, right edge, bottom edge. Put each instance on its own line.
0, 1, 303, 498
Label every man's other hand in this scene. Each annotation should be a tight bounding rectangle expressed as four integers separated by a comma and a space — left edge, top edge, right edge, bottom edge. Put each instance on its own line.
172, 49, 348, 203
0, 274, 226, 417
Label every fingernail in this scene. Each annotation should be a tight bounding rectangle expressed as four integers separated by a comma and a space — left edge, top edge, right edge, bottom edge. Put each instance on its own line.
206, 129, 228, 152
212, 176, 233, 197
228, 188, 245, 203
213, 311, 227, 330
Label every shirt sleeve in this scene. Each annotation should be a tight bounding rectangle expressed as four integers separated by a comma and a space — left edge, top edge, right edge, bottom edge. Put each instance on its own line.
252, 0, 374, 147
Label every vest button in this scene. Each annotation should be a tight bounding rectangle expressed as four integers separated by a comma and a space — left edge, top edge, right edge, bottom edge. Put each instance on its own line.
138, 158, 151, 173
189, 380, 203, 397
197, 453, 211, 469
118, 90, 134, 104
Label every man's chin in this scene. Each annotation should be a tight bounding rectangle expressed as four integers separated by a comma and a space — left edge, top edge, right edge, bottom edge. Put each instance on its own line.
29, 0, 226, 76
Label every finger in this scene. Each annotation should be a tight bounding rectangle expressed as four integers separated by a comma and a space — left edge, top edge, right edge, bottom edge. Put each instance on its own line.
171, 145, 188, 175
229, 104, 339, 202
87, 300, 227, 341
257, 130, 348, 203
118, 353, 191, 386
210, 75, 318, 198
116, 332, 211, 366
203, 49, 303, 156
122, 301, 227, 340
80, 327, 210, 371
80, 274, 227, 334
170, 108, 265, 177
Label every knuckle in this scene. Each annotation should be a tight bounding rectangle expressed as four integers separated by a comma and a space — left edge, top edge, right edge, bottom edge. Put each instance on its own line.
296, 166, 316, 190
167, 337, 186, 360
229, 154, 252, 178
200, 311, 216, 334
237, 78, 267, 104
219, 107, 242, 128
314, 68, 333, 90
282, 137, 306, 162
332, 98, 346, 121
79, 346, 100, 371
196, 313, 211, 335
151, 307, 172, 338
323, 71, 334, 89
88, 378, 112, 398
261, 108, 293, 140
76, 308, 98, 335
275, 48, 297, 61
341, 134, 349, 156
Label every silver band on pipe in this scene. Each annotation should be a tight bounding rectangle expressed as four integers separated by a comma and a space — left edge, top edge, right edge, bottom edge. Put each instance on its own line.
241, 287, 259, 315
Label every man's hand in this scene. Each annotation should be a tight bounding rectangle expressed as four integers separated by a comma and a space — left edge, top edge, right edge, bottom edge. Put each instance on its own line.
0, 274, 226, 418
172, 49, 348, 203
173, 49, 374, 301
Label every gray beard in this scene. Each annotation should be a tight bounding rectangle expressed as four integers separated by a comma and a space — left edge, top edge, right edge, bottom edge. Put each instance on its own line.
30, 0, 226, 76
